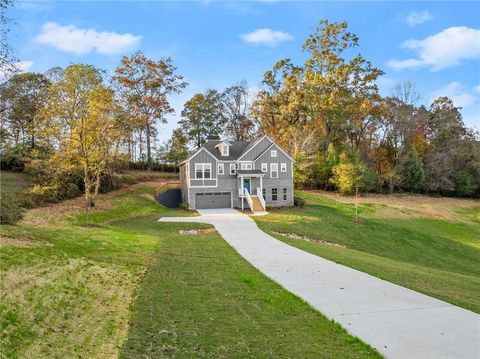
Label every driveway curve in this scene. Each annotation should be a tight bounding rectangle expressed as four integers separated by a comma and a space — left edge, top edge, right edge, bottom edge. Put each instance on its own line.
160, 208, 480, 359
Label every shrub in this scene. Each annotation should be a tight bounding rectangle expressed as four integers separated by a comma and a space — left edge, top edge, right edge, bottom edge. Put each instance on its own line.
0, 193, 25, 224
454, 171, 479, 197
294, 196, 305, 208
363, 167, 381, 192
179, 202, 189, 210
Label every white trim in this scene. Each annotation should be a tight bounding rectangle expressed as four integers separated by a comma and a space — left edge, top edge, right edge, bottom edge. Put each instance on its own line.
229, 163, 236, 175
270, 163, 278, 178
271, 150, 277, 157
281, 162, 287, 172
214, 140, 232, 148
218, 163, 224, 175
263, 142, 294, 161
195, 163, 212, 179
261, 163, 267, 173
237, 135, 272, 161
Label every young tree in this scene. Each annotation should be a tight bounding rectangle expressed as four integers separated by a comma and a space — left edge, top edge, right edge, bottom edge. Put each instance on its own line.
331, 149, 367, 220
402, 147, 425, 193
179, 89, 225, 148
38, 64, 123, 221
112, 51, 187, 165
222, 81, 255, 141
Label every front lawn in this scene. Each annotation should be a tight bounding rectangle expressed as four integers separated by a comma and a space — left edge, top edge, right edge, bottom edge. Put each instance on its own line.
1, 184, 380, 358
255, 191, 480, 313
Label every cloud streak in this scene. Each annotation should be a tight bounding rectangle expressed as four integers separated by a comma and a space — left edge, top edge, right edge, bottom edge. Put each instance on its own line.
388, 26, 480, 71
34, 22, 141, 55
404, 11, 433, 27
241, 28, 292, 46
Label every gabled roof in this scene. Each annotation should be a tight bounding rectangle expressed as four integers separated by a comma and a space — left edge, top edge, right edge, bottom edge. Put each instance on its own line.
202, 140, 252, 161
182, 135, 293, 163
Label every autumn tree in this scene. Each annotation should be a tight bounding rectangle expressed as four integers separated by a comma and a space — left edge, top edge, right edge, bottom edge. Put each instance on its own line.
157, 129, 189, 171
112, 51, 187, 165
331, 149, 367, 220
222, 81, 255, 141
1, 72, 50, 148
0, 0, 16, 82
37, 64, 124, 220
179, 89, 225, 148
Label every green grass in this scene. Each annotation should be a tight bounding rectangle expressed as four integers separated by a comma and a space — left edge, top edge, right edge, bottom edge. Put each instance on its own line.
119, 216, 379, 359
1, 184, 379, 358
255, 191, 480, 313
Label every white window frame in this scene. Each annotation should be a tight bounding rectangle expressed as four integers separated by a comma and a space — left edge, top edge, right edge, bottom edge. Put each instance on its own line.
240, 162, 253, 170
221, 145, 229, 156
281, 163, 287, 172
261, 163, 267, 173
271, 150, 277, 157
272, 188, 278, 201
230, 163, 236, 175
218, 163, 224, 175
195, 163, 212, 179
270, 163, 278, 178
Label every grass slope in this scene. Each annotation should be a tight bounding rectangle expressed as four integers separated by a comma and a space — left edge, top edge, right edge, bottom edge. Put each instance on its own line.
255, 191, 480, 313
0, 171, 30, 196
119, 216, 379, 359
1, 184, 380, 358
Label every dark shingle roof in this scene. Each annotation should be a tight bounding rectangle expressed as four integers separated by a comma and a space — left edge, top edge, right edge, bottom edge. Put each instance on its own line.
202, 139, 258, 161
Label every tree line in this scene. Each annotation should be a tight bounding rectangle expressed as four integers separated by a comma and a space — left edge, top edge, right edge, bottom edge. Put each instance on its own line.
167, 20, 479, 198
1, 19, 478, 223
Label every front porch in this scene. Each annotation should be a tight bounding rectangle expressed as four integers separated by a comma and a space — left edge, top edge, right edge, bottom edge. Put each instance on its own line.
237, 170, 266, 212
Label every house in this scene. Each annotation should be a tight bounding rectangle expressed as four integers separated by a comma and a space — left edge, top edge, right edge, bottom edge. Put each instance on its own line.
179, 135, 294, 212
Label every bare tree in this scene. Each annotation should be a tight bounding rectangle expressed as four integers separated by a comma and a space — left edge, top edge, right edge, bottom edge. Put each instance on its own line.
393, 80, 421, 106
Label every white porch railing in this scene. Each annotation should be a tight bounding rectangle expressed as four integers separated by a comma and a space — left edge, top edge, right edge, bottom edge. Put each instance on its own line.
241, 187, 254, 212
256, 187, 266, 211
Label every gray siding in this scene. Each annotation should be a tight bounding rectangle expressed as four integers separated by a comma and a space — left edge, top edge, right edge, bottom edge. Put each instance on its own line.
239, 137, 272, 162
254, 143, 292, 180
189, 149, 217, 179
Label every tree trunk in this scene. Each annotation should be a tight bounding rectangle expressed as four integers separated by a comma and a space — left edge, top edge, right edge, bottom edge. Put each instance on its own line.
146, 123, 152, 166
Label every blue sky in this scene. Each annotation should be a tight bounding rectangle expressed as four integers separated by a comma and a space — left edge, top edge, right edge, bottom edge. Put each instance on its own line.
9, 1, 480, 142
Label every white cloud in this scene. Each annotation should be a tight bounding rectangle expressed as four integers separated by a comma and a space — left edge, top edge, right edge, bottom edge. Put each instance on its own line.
404, 11, 433, 27
429, 82, 478, 109
241, 28, 292, 46
34, 22, 141, 55
387, 26, 480, 71
473, 84, 480, 94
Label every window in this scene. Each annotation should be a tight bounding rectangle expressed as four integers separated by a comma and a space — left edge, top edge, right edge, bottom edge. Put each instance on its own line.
272, 188, 278, 201
270, 163, 278, 178
240, 162, 252, 170
283, 188, 287, 201
261, 163, 267, 173
221, 145, 229, 156
195, 163, 211, 179
271, 150, 277, 157
262, 188, 266, 199
281, 163, 287, 172
218, 163, 224, 175
230, 163, 236, 175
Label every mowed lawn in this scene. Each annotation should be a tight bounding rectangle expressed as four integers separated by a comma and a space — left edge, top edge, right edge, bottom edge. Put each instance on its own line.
255, 191, 480, 313
0, 184, 380, 358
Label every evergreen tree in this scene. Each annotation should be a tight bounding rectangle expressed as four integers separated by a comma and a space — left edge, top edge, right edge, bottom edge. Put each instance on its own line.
402, 147, 425, 192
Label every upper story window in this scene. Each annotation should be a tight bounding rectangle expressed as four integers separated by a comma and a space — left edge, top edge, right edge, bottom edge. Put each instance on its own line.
195, 163, 212, 179
218, 163, 224, 175
230, 163, 236, 175
261, 163, 267, 173
270, 163, 278, 178
240, 162, 253, 170
281, 163, 287, 172
221, 145, 229, 156
271, 150, 277, 157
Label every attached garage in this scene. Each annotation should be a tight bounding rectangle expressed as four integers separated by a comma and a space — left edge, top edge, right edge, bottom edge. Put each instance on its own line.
195, 192, 231, 209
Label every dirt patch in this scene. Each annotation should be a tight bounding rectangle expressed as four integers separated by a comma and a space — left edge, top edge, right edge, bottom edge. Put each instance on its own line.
271, 230, 346, 248
0, 236, 51, 248
179, 228, 216, 235
308, 190, 479, 222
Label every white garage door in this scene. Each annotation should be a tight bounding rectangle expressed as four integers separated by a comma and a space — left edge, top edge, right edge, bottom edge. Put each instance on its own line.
195, 192, 231, 209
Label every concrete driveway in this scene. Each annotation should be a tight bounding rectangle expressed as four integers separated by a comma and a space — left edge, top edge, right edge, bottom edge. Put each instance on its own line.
160, 208, 480, 359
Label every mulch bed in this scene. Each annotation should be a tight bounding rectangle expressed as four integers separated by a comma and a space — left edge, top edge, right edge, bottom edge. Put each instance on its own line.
271, 230, 347, 248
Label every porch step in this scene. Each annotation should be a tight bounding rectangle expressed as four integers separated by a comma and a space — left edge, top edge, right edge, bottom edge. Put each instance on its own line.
250, 195, 264, 212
